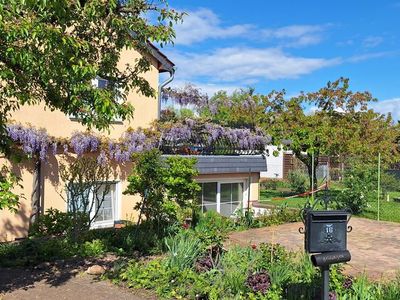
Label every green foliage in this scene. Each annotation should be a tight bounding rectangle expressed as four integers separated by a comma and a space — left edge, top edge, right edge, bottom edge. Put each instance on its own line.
287, 170, 308, 194
193, 210, 235, 246
248, 205, 300, 228
124, 149, 200, 228
0, 165, 22, 212
336, 163, 377, 214
30, 208, 74, 237
0, 0, 183, 140
164, 231, 202, 271
80, 239, 106, 257
0, 237, 78, 267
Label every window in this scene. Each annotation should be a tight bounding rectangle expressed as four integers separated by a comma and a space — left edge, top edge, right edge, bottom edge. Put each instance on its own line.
198, 182, 217, 212
220, 183, 243, 217
69, 77, 124, 123
94, 184, 116, 223
197, 181, 245, 217
67, 182, 119, 227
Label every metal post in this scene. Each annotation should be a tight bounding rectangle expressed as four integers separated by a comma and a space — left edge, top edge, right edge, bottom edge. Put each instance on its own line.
377, 153, 381, 221
321, 265, 329, 300
311, 152, 315, 202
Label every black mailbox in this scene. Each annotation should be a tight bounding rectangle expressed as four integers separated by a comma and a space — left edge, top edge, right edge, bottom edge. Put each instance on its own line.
305, 210, 349, 253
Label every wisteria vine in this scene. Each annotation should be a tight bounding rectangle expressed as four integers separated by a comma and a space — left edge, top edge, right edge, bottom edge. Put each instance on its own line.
6, 120, 270, 164
160, 119, 270, 154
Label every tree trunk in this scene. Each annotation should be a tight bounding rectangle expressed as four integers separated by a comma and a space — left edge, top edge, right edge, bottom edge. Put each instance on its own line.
30, 157, 41, 226
307, 162, 318, 191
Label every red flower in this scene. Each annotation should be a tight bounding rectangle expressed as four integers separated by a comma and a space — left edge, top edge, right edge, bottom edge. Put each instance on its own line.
182, 223, 189, 230
251, 244, 257, 250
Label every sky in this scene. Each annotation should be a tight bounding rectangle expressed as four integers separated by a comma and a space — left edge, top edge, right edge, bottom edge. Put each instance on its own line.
159, 0, 400, 119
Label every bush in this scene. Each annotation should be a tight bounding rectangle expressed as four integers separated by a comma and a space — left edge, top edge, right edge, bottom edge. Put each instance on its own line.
335, 163, 377, 214
251, 205, 300, 228
80, 239, 107, 257
193, 210, 235, 247
29, 208, 88, 237
124, 150, 200, 230
0, 237, 78, 267
287, 170, 308, 194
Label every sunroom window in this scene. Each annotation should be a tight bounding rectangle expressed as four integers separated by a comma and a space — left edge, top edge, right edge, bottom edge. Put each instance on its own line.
197, 181, 245, 217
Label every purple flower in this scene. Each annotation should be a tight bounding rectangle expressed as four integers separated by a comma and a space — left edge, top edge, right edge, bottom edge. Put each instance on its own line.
97, 150, 108, 166
70, 132, 100, 156
6, 124, 51, 160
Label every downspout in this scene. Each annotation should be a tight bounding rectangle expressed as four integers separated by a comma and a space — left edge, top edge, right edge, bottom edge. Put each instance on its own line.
157, 67, 176, 119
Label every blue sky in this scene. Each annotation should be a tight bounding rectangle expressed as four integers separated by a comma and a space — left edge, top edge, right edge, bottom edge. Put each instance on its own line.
160, 0, 400, 119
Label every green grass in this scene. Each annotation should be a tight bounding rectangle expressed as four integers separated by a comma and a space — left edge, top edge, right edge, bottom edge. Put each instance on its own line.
260, 188, 400, 223
359, 191, 400, 223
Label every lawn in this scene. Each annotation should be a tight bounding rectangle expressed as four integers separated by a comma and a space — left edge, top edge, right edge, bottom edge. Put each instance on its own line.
260, 188, 400, 223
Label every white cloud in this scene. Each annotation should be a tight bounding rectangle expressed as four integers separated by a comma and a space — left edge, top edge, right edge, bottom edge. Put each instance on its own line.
370, 98, 400, 120
348, 51, 393, 63
170, 47, 340, 82
362, 36, 384, 48
174, 8, 252, 45
262, 25, 326, 47
174, 8, 327, 47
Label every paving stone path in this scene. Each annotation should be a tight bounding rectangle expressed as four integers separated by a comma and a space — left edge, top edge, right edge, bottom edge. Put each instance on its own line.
228, 217, 400, 280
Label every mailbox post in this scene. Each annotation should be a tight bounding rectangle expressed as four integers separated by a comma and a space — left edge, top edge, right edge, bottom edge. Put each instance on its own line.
300, 209, 352, 300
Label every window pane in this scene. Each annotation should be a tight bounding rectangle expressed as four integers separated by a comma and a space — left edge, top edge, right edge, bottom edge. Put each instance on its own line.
220, 183, 232, 203
219, 203, 232, 217
97, 78, 108, 89
95, 184, 115, 222
201, 182, 217, 212
232, 183, 244, 203
67, 184, 91, 213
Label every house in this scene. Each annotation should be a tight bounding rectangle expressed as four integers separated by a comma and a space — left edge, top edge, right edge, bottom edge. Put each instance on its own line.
0, 46, 267, 242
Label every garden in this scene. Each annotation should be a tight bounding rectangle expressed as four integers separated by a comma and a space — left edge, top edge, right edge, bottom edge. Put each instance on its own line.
259, 162, 400, 223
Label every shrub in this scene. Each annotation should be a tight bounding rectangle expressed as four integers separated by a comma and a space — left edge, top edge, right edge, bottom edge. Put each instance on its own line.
124, 150, 200, 230
252, 205, 300, 228
193, 210, 234, 247
287, 170, 308, 194
335, 163, 377, 214
80, 239, 106, 257
29, 208, 87, 237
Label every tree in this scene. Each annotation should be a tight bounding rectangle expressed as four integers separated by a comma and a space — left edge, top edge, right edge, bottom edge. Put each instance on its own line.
164, 80, 400, 190
0, 0, 182, 210
0, 0, 183, 150
58, 156, 112, 238
266, 78, 399, 189
124, 149, 200, 231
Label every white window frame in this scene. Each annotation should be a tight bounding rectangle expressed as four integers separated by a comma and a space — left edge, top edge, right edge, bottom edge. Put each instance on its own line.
66, 181, 121, 229
197, 178, 248, 216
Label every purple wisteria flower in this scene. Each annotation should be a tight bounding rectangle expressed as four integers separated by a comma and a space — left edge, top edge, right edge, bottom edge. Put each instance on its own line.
6, 124, 51, 160
70, 132, 100, 156
162, 84, 209, 107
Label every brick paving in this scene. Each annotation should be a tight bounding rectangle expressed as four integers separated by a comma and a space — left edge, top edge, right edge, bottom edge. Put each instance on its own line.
228, 217, 400, 280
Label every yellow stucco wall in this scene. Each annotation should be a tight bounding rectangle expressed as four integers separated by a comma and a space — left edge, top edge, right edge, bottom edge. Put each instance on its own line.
0, 48, 158, 241
9, 48, 159, 139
